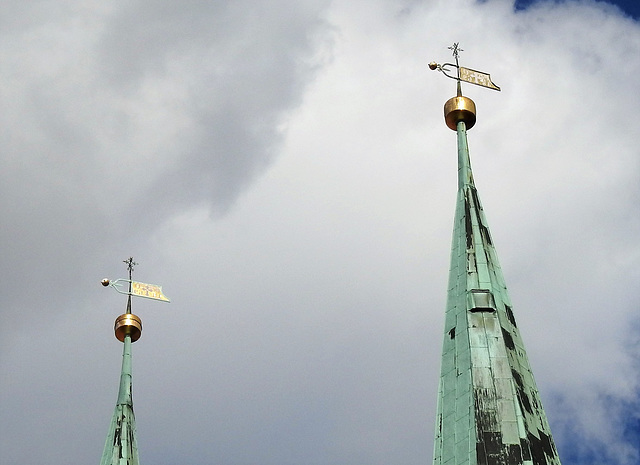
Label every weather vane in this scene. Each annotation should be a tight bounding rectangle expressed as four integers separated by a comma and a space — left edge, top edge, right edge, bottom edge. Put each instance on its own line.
102, 257, 171, 306
429, 42, 500, 92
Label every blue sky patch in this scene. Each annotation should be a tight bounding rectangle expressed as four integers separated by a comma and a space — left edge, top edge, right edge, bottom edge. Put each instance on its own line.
514, 0, 640, 19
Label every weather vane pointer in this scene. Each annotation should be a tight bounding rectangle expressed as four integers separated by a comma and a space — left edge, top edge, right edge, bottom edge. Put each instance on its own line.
429, 42, 500, 92
102, 257, 171, 303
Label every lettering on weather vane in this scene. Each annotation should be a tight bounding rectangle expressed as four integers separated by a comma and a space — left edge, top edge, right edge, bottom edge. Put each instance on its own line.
101, 257, 171, 303
429, 42, 501, 91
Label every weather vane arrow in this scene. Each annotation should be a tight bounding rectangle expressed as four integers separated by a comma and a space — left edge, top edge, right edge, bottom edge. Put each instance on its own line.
429, 42, 501, 92
101, 257, 171, 303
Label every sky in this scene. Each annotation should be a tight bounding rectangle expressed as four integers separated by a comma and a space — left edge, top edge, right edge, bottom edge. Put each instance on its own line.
515, 0, 640, 17
0, 1, 639, 464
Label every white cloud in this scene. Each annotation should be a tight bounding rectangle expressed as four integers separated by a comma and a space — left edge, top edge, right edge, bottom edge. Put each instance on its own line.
1, 1, 639, 464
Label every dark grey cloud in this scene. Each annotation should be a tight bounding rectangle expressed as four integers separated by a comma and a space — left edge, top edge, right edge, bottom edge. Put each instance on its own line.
0, 0, 332, 330
95, 0, 333, 211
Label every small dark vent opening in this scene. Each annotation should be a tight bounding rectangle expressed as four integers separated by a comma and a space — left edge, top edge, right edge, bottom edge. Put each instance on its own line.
505, 305, 517, 327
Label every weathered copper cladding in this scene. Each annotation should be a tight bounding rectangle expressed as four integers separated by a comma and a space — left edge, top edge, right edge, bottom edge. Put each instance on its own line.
114, 313, 142, 342
433, 92, 563, 465
444, 95, 476, 130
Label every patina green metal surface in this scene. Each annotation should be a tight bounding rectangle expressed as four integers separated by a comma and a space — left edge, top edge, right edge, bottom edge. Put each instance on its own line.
433, 120, 562, 465
100, 333, 140, 465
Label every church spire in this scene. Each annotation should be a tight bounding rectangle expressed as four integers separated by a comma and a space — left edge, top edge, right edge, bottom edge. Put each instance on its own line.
99, 258, 170, 465
429, 45, 562, 465
100, 258, 142, 465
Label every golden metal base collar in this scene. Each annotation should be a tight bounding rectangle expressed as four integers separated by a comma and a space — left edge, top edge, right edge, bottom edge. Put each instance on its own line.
444, 96, 476, 131
114, 313, 142, 342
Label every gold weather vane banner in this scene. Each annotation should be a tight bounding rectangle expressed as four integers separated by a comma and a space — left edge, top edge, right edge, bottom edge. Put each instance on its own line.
459, 67, 501, 91
131, 281, 171, 302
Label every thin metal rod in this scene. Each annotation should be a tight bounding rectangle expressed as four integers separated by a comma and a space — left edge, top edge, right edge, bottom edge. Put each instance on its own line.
123, 257, 137, 315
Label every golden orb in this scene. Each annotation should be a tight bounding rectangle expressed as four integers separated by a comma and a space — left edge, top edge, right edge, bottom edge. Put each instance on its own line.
114, 313, 142, 342
428, 62, 438, 70
444, 96, 476, 131
101, 278, 110, 287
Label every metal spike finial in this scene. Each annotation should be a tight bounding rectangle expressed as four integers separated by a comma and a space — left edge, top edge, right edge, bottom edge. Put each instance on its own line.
123, 257, 138, 278
448, 42, 463, 61
123, 257, 137, 314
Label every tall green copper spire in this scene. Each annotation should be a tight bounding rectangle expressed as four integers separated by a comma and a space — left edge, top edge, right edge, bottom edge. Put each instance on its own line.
429, 45, 562, 465
100, 258, 143, 465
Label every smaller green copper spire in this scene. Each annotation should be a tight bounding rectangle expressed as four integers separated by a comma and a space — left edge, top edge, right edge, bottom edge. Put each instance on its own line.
100, 258, 170, 465
100, 258, 142, 465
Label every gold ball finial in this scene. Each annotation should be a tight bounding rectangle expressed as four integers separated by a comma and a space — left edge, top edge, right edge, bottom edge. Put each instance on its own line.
101, 278, 110, 287
114, 313, 142, 342
444, 95, 476, 131
428, 61, 438, 70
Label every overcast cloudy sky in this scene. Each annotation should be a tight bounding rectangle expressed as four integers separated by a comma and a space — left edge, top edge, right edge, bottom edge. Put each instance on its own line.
1, 1, 639, 464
